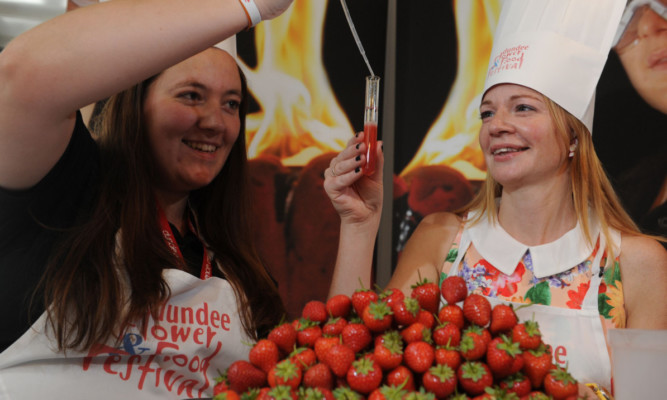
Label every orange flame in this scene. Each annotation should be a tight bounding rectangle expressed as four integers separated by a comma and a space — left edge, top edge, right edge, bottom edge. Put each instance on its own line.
240, 0, 353, 166
401, 0, 501, 180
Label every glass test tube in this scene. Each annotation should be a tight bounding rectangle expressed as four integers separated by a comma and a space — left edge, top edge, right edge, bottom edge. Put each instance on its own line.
363, 75, 380, 176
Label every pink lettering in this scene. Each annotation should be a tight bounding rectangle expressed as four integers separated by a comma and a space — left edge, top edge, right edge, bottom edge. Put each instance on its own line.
193, 328, 205, 345
151, 325, 168, 340
178, 379, 200, 398
220, 313, 230, 331
196, 302, 209, 325
211, 311, 220, 328
163, 369, 185, 392
119, 354, 142, 381
103, 354, 122, 375
206, 325, 218, 347
554, 345, 567, 366
171, 325, 192, 342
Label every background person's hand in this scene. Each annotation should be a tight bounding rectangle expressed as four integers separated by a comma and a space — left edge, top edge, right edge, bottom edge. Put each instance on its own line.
323, 132, 383, 226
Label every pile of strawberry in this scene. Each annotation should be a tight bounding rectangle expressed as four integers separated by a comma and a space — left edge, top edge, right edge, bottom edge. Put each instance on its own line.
214, 276, 581, 400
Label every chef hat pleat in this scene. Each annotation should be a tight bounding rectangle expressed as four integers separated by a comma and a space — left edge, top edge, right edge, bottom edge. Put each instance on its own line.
482, 0, 625, 134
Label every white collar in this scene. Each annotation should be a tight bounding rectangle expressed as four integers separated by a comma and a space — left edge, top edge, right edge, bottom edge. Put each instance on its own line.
465, 208, 599, 278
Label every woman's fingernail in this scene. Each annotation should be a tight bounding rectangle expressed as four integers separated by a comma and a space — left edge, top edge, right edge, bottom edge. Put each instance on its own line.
355, 155, 361, 161
356, 143, 360, 150
355, 167, 360, 173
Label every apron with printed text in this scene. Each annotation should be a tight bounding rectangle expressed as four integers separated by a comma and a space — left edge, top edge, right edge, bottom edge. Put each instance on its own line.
0, 269, 251, 399
441, 220, 619, 390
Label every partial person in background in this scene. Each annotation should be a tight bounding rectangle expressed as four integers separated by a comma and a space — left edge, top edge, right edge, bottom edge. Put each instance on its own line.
0, 0, 292, 398
611, 0, 667, 244
325, 0, 667, 398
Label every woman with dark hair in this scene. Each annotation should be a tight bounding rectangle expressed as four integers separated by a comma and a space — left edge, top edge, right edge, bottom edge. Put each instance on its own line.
0, 0, 292, 397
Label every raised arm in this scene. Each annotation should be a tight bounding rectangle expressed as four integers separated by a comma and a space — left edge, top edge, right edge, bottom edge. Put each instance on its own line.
325, 132, 383, 298
0, 0, 291, 190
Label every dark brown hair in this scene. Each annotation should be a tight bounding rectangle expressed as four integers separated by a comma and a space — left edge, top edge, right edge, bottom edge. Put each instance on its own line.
41, 57, 285, 350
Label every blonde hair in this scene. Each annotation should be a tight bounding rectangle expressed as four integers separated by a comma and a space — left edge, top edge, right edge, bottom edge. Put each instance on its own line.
463, 94, 648, 261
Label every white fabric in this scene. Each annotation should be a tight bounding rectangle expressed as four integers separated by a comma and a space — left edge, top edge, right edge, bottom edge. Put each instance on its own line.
466, 209, 600, 279
482, 0, 625, 134
0, 269, 252, 399
445, 210, 621, 389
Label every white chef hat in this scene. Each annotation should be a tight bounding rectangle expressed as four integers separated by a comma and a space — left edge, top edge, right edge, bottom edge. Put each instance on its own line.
482, 0, 625, 134
215, 36, 237, 58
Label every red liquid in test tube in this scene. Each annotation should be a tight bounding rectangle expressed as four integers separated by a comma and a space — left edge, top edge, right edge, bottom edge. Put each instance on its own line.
363, 75, 380, 176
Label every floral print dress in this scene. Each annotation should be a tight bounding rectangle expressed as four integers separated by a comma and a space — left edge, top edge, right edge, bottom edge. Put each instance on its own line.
439, 209, 624, 388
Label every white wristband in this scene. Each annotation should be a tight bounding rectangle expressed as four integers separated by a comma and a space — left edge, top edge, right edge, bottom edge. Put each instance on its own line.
238, 0, 262, 28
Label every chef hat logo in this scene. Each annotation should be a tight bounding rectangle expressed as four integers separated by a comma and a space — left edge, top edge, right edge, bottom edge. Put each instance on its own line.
482, 0, 625, 134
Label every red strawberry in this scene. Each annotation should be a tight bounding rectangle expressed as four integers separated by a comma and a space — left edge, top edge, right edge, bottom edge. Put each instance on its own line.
326, 294, 352, 319
390, 297, 420, 327
485, 335, 522, 379
341, 322, 372, 353
400, 322, 430, 344
362, 300, 394, 333
434, 344, 462, 371
322, 343, 355, 378
522, 344, 553, 389
302, 362, 334, 390
249, 338, 281, 374
417, 308, 435, 329
411, 278, 440, 314
322, 316, 347, 336
367, 384, 409, 400
438, 304, 465, 329
268, 322, 298, 356
289, 346, 317, 371
267, 359, 302, 390
459, 326, 488, 361
422, 364, 457, 399
314, 336, 340, 363
457, 361, 493, 397
379, 287, 405, 309
351, 287, 379, 317
373, 330, 404, 371
213, 389, 241, 400
543, 366, 578, 400
404, 341, 435, 374
346, 357, 383, 394
302, 300, 328, 325
440, 275, 468, 305
261, 385, 298, 400
462, 294, 491, 327
226, 360, 267, 393
512, 320, 542, 351
489, 304, 518, 335
213, 375, 229, 395
499, 372, 532, 397
521, 392, 552, 400
297, 319, 323, 348
299, 387, 335, 400
385, 365, 416, 391
433, 321, 461, 347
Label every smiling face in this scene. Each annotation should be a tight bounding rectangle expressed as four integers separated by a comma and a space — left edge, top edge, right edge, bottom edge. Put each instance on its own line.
144, 48, 243, 199
479, 84, 570, 191
616, 2, 667, 114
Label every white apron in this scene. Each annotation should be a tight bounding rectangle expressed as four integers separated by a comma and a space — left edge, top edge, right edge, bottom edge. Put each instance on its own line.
0, 269, 252, 399
443, 213, 619, 390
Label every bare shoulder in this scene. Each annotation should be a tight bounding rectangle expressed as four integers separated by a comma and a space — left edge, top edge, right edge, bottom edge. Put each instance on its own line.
620, 234, 667, 273
387, 212, 463, 293
619, 233, 667, 329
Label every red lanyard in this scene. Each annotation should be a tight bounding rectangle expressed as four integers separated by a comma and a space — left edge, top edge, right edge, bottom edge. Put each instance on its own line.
157, 203, 212, 280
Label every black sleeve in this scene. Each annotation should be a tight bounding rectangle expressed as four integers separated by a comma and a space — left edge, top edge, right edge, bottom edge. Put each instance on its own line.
0, 112, 99, 353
